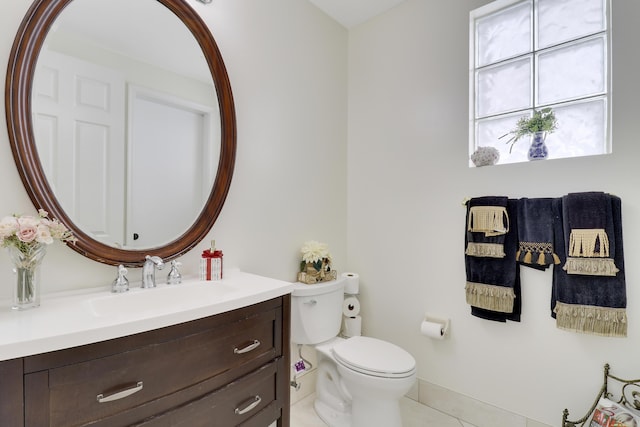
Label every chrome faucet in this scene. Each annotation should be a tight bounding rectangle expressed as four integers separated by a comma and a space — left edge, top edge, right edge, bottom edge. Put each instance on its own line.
142, 255, 164, 288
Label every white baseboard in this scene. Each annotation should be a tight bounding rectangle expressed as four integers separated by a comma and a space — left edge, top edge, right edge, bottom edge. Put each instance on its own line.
415, 379, 552, 427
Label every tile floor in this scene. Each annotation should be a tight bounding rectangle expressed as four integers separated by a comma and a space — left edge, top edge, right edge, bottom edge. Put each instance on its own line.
290, 393, 478, 427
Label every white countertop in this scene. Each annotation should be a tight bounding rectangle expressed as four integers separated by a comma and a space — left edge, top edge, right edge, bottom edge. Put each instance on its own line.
0, 270, 294, 361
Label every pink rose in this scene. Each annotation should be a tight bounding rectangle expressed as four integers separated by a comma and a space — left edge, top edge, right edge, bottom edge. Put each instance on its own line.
17, 217, 39, 243
17, 226, 38, 243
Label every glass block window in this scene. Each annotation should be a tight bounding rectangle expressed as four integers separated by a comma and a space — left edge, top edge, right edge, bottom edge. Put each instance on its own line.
469, 0, 610, 165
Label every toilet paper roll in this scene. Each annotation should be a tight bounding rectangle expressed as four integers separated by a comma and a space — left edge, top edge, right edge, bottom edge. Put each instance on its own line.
341, 272, 360, 294
344, 315, 362, 337
420, 320, 446, 340
342, 296, 360, 317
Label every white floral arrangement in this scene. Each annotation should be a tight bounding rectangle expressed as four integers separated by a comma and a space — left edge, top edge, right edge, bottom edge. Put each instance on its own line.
0, 209, 76, 254
298, 240, 336, 284
470, 146, 500, 167
301, 240, 331, 266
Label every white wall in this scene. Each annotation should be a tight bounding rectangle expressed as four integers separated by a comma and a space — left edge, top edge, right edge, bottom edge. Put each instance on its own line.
4, 0, 640, 425
348, 0, 640, 425
0, 1, 348, 293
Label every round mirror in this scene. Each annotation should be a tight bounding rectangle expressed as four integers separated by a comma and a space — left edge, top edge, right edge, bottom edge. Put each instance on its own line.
6, 0, 236, 266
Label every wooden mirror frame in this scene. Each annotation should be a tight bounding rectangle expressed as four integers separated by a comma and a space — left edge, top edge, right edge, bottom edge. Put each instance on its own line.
5, 0, 236, 267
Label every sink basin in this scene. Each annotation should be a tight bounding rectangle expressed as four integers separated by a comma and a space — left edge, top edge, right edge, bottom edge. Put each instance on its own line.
85, 281, 240, 318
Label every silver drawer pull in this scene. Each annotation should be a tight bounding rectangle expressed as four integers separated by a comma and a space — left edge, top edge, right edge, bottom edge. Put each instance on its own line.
234, 339, 261, 354
234, 395, 262, 415
96, 381, 143, 403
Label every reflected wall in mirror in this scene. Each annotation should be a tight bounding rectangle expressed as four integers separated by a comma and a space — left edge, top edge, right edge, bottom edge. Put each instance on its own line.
6, 0, 236, 266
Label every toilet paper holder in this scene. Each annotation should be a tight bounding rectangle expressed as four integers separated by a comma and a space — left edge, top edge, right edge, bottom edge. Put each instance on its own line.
423, 313, 450, 337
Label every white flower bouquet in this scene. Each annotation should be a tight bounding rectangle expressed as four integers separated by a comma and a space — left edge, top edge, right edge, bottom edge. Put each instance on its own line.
298, 240, 337, 284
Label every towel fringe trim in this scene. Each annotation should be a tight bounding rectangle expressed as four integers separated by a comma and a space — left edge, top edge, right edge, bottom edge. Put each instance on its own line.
554, 302, 627, 337
568, 228, 610, 258
468, 206, 508, 236
465, 282, 515, 313
516, 242, 560, 266
465, 242, 505, 258
563, 257, 619, 276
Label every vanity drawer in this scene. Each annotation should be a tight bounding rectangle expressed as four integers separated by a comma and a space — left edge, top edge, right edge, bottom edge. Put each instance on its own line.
26, 308, 279, 426
134, 360, 279, 427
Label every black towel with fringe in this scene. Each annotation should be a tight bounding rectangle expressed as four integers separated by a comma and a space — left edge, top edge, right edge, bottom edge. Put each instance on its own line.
465, 196, 509, 259
551, 194, 627, 337
465, 198, 520, 321
562, 192, 619, 276
516, 198, 560, 268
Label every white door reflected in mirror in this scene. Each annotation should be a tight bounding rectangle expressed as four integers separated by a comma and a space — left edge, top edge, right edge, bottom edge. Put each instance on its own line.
128, 86, 217, 248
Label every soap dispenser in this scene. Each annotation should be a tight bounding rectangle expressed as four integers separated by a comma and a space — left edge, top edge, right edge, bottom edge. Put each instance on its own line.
112, 265, 129, 293
167, 260, 182, 285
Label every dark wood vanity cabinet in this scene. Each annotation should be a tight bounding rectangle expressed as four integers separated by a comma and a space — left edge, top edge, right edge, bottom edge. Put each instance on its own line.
0, 295, 291, 427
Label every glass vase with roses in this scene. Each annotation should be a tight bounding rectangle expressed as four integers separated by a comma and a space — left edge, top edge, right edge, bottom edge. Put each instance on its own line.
0, 209, 75, 309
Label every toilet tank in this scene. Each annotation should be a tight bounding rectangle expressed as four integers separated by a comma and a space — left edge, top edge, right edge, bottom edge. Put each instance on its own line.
290, 277, 345, 344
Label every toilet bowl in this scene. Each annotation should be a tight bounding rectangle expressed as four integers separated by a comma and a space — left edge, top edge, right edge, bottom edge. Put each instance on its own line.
313, 338, 352, 427
314, 336, 416, 427
291, 278, 416, 427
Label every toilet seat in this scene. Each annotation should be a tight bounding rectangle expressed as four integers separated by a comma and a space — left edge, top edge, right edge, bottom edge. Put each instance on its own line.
332, 336, 416, 378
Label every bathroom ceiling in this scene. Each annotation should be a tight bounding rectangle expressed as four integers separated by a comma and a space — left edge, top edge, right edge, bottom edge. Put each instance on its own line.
308, 0, 407, 28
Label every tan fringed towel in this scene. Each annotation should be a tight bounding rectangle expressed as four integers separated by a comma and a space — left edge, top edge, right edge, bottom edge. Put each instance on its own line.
465, 282, 515, 313
467, 205, 509, 236
554, 302, 627, 338
568, 228, 610, 257
465, 242, 506, 258
564, 228, 619, 276
465, 203, 509, 259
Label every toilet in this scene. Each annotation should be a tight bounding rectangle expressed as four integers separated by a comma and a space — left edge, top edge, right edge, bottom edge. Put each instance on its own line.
291, 277, 416, 427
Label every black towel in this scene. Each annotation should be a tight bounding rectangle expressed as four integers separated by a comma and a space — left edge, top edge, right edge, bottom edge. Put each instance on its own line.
465, 196, 509, 259
465, 198, 520, 319
516, 198, 560, 267
551, 194, 627, 337
562, 192, 619, 276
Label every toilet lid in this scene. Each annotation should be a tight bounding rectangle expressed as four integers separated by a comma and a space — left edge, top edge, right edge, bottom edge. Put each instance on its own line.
332, 336, 415, 378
